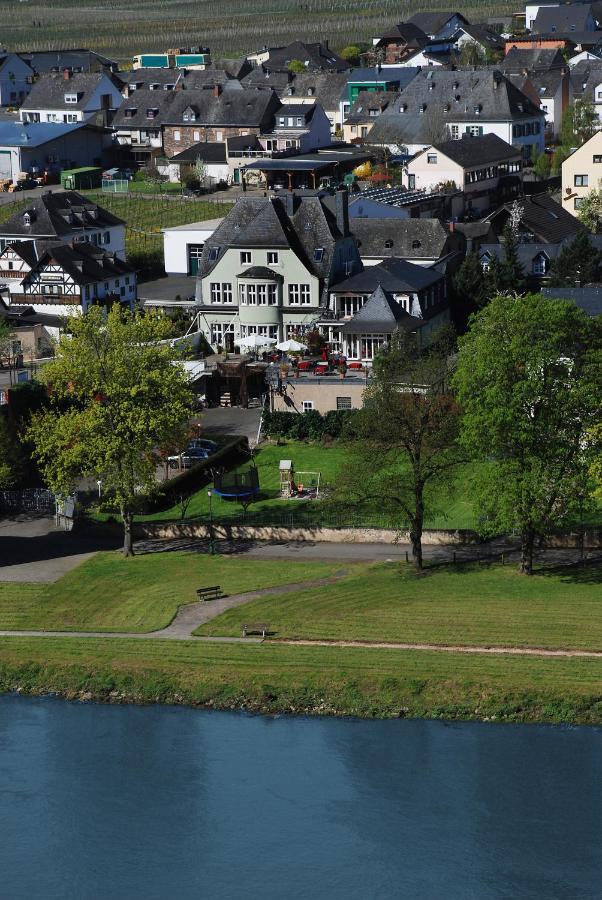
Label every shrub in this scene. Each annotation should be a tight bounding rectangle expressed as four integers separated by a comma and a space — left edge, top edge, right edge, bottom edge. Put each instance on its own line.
262, 409, 357, 440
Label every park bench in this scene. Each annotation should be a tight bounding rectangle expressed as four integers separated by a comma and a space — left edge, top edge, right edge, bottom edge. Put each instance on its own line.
196, 585, 223, 602
242, 623, 270, 637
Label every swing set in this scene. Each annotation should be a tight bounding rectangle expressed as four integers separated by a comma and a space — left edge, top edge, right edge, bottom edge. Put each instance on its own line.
279, 460, 321, 500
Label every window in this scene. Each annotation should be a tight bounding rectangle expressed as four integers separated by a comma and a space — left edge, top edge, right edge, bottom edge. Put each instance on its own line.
174, 130, 181, 142
384, 239, 393, 249
278, 117, 285, 126
336, 396, 352, 410
239, 283, 277, 305
411, 240, 421, 250
288, 283, 311, 305
427, 153, 437, 164
301, 400, 314, 412
7, 261, 13, 271
103, 232, 110, 244
532, 254, 548, 276
64, 93, 78, 103
267, 251, 279, 265
575, 175, 588, 186
594, 155, 602, 163
210, 282, 233, 303
368, 108, 378, 117
313, 247, 324, 262
240, 251, 252, 265
466, 125, 483, 137
407, 174, 415, 189
450, 125, 459, 140
574, 197, 585, 210
193, 130, 200, 141
208, 246, 220, 261
146, 108, 159, 118
296, 117, 303, 126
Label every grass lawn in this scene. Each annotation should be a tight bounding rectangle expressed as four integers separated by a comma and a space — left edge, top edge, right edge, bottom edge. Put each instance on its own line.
139, 439, 483, 530
2, 636, 602, 723
0, 552, 341, 633
195, 560, 602, 651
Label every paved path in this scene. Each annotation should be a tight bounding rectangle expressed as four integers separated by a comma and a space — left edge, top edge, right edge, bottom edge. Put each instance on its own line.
0, 575, 345, 642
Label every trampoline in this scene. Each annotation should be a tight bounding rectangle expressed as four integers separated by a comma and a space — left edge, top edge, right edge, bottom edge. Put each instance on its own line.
213, 467, 260, 500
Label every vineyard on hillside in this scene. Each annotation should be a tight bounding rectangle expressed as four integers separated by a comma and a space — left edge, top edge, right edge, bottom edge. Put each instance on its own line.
1, 0, 510, 63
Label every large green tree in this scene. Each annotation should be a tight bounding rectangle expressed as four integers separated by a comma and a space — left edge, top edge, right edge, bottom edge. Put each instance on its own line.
28, 306, 192, 556
338, 329, 464, 570
576, 186, 602, 233
453, 294, 602, 574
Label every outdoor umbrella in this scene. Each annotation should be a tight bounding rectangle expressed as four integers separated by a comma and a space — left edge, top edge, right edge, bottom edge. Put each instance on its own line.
276, 339, 306, 352
239, 335, 277, 349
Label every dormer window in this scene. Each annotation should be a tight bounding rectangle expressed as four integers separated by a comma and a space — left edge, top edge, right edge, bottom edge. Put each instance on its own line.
150, 83, 161, 90
384, 239, 393, 249
278, 116, 285, 126
307, 87, 314, 96
64, 93, 78, 104
313, 247, 324, 262
208, 246, 220, 261
23, 212, 32, 226
125, 108, 137, 118
128, 83, 138, 91
146, 108, 159, 119
419, 104, 427, 114
412, 240, 421, 249
517, 102, 524, 112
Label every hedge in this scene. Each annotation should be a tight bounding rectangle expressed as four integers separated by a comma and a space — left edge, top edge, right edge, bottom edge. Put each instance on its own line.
262, 409, 357, 441
144, 436, 249, 511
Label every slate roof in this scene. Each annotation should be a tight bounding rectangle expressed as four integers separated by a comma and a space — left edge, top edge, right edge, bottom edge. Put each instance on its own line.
119, 68, 187, 89
281, 72, 350, 109
331, 255, 444, 293
168, 142, 227, 163
200, 194, 344, 283
479, 241, 562, 266
367, 69, 543, 145
485, 193, 583, 243
345, 91, 399, 124
210, 58, 253, 80
240, 69, 292, 92
501, 47, 567, 73
7, 239, 134, 285
340, 284, 423, 333
350, 218, 453, 260
0, 191, 124, 239
407, 11, 470, 36
532, 4, 597, 34
18, 49, 118, 75
376, 22, 429, 47
0, 121, 93, 147
542, 286, 602, 315
240, 265, 283, 279
114, 87, 279, 129
263, 41, 351, 72
529, 70, 565, 99
570, 61, 602, 99
431, 133, 521, 166
21, 72, 116, 112
454, 24, 504, 51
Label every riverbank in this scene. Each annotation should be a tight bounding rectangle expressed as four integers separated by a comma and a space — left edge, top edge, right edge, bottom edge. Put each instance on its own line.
2, 636, 602, 725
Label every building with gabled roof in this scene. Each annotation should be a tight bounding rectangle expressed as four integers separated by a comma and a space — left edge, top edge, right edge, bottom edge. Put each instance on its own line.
406, 11, 470, 39
0, 190, 125, 258
0, 239, 136, 317
484, 192, 584, 242
19, 71, 123, 126
196, 190, 360, 350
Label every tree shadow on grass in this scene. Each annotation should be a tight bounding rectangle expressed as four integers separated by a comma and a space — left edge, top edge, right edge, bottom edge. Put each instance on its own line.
534, 558, 602, 585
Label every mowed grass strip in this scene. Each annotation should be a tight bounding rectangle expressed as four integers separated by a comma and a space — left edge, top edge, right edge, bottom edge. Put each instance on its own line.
0, 552, 340, 633
2, 637, 602, 723
195, 562, 602, 651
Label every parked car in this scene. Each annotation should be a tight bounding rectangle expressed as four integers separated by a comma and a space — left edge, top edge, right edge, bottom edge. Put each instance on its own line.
187, 439, 219, 454
168, 447, 209, 469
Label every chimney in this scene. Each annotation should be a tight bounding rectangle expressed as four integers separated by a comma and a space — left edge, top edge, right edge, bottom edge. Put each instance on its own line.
448, 220, 455, 233
63, 68, 71, 81
212, 83, 222, 98
284, 192, 297, 215
335, 187, 349, 237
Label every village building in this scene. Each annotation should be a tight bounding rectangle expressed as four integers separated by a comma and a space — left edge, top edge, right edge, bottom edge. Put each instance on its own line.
484, 192, 584, 242
404, 133, 523, 215
0, 121, 110, 183
0, 53, 35, 107
0, 240, 137, 317
196, 190, 361, 350
20, 71, 123, 126
0, 191, 126, 258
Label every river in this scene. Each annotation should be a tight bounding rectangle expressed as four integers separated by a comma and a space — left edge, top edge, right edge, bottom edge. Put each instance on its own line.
0, 695, 600, 899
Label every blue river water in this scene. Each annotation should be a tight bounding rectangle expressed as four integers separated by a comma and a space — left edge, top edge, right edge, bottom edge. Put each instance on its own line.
0, 695, 601, 900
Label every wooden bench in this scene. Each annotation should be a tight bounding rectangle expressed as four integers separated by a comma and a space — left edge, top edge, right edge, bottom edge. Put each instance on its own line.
242, 622, 270, 637
196, 585, 223, 602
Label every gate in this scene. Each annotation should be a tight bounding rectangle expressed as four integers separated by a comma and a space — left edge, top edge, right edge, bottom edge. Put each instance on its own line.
0, 488, 54, 512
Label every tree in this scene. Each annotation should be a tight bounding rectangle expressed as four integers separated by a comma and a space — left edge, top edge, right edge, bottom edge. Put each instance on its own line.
340, 44, 363, 65
143, 162, 167, 185
499, 223, 526, 294
531, 146, 551, 181
0, 415, 24, 489
548, 230, 602, 286
288, 59, 306, 74
28, 306, 193, 557
458, 41, 486, 66
560, 97, 598, 150
338, 329, 464, 570
453, 294, 602, 574
576, 186, 602, 233
452, 251, 490, 322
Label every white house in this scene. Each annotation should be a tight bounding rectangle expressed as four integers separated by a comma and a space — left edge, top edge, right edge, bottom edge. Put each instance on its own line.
20, 71, 123, 125
0, 121, 110, 183
0, 239, 137, 318
163, 218, 224, 275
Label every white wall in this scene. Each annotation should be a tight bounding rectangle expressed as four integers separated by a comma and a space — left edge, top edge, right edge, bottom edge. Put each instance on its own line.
163, 224, 221, 274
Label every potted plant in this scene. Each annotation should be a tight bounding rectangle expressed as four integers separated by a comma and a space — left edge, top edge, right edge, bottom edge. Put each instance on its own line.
280, 362, 290, 378
338, 362, 347, 379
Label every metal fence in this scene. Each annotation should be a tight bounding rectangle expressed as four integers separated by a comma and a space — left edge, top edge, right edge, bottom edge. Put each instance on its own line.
0, 488, 54, 513
207, 506, 401, 531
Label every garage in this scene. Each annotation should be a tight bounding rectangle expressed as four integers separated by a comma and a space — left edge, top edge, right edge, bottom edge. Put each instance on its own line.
0, 150, 12, 180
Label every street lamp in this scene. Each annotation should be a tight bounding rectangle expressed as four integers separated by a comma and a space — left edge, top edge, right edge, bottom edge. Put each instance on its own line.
96, 480, 102, 499
207, 489, 215, 555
